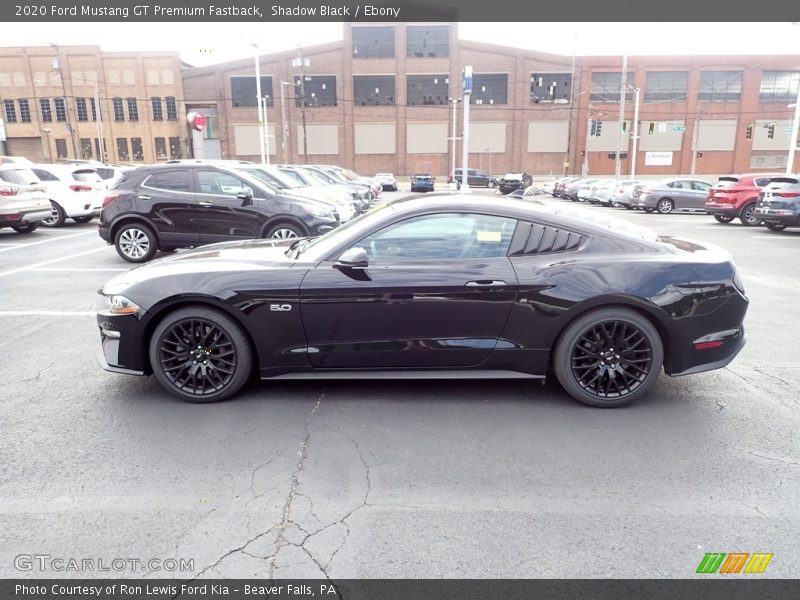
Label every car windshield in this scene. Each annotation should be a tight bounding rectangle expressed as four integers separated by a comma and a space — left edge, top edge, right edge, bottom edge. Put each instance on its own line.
715, 178, 740, 188
0, 168, 39, 185
236, 168, 294, 191
72, 170, 102, 183
233, 169, 284, 194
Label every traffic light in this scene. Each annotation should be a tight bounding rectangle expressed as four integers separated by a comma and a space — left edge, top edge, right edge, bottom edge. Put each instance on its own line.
745, 124, 754, 139
622, 121, 627, 133
590, 119, 597, 137
648, 122, 655, 135
767, 123, 776, 139
595, 121, 603, 136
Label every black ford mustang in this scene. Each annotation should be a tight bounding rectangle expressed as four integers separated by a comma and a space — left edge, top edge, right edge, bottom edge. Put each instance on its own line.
96, 195, 748, 407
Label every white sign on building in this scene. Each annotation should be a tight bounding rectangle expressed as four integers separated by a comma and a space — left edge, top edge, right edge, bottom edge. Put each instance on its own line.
644, 151, 673, 166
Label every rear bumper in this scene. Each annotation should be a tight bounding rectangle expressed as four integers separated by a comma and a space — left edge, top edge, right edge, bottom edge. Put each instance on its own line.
754, 208, 800, 226
0, 208, 52, 225
704, 204, 739, 218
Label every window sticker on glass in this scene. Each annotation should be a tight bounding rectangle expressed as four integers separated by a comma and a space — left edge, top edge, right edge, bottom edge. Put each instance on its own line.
477, 231, 502, 242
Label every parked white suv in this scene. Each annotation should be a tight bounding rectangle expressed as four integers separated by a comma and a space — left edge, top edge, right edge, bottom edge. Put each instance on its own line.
374, 173, 398, 191
0, 166, 51, 233
29, 164, 107, 227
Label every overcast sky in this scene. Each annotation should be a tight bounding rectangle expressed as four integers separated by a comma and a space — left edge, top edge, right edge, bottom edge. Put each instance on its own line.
2, 22, 799, 66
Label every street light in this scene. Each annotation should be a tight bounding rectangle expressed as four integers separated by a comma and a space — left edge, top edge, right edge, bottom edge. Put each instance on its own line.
447, 96, 462, 181
291, 54, 311, 164
252, 43, 266, 165
280, 81, 292, 163
49, 43, 78, 159
630, 87, 640, 179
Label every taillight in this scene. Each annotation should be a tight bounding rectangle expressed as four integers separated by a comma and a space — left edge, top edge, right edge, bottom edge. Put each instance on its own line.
102, 191, 121, 208
69, 184, 92, 192
776, 191, 800, 198
0, 185, 18, 196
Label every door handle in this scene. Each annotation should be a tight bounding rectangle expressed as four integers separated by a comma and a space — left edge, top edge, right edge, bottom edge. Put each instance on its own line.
138, 194, 151, 200
465, 280, 506, 288
198, 200, 213, 207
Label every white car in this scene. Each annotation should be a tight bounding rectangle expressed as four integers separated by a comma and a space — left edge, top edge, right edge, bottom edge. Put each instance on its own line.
28, 164, 107, 227
0, 165, 52, 233
587, 179, 619, 205
375, 173, 398, 191
613, 180, 645, 209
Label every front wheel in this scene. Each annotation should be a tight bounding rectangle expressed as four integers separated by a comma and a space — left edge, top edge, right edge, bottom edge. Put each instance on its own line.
41, 202, 66, 227
114, 223, 158, 263
266, 223, 304, 239
765, 222, 787, 232
656, 198, 674, 214
714, 215, 735, 223
487, 180, 497, 189
149, 306, 253, 403
553, 307, 663, 408
12, 222, 39, 234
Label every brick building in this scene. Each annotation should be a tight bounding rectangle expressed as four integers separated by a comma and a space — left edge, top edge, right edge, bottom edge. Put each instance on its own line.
0, 45, 187, 163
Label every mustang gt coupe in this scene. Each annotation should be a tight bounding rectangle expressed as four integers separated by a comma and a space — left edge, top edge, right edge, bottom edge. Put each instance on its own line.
96, 195, 748, 407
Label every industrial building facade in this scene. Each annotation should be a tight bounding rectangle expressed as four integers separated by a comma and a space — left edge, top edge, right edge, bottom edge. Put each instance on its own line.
2, 24, 799, 175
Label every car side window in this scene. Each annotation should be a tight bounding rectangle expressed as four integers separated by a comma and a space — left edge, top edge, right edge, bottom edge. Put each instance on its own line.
197, 170, 249, 196
355, 213, 517, 261
144, 170, 192, 192
31, 168, 59, 182
692, 181, 711, 192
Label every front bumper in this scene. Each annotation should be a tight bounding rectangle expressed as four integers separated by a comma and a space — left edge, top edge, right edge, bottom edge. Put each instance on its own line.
97, 311, 149, 375
0, 208, 52, 225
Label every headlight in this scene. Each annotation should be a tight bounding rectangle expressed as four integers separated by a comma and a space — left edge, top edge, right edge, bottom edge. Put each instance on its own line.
107, 295, 141, 315
305, 205, 334, 219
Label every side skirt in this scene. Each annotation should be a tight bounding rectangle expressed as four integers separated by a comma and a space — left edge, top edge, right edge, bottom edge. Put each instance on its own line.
265, 370, 546, 381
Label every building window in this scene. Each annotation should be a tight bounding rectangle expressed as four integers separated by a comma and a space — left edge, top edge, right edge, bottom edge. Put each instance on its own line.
353, 75, 395, 106
40, 98, 52, 122
165, 96, 178, 120
116, 138, 129, 161
407, 75, 449, 106
697, 71, 742, 103
644, 71, 689, 103
131, 137, 143, 160
406, 25, 449, 58
154, 137, 167, 159
18, 99, 31, 122
55, 139, 68, 159
151, 97, 163, 121
76, 97, 89, 121
590, 72, 635, 103
230, 76, 274, 108
471, 74, 507, 105
352, 26, 395, 59
294, 75, 337, 107
89, 98, 99, 121
759, 70, 800, 103
80, 138, 93, 160
112, 97, 124, 121
54, 98, 67, 122
126, 98, 139, 121
531, 73, 572, 104
4, 99, 17, 122
169, 136, 182, 159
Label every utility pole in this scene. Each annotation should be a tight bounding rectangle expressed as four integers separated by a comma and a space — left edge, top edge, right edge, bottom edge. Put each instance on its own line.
564, 30, 577, 176
262, 95, 271, 164
690, 110, 701, 175
448, 96, 461, 180
252, 43, 266, 165
614, 54, 627, 179
50, 43, 78, 159
280, 81, 291, 164
460, 65, 473, 193
582, 105, 593, 176
630, 87, 640, 179
94, 81, 106, 162
292, 53, 311, 164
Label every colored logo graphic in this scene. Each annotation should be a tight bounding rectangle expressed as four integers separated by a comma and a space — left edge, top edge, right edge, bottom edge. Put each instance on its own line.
697, 552, 773, 574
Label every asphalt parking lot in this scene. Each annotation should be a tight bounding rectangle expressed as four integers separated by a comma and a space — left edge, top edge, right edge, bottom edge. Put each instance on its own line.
1, 190, 799, 579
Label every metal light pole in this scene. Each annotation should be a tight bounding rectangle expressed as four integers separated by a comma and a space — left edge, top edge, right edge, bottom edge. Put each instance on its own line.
582, 105, 593, 177
614, 54, 627, 179
262, 95, 271, 164
630, 87, 640, 180
448, 96, 461, 179
292, 54, 311, 164
252, 43, 266, 165
280, 81, 291, 164
50, 43, 77, 159
94, 81, 106, 162
460, 66, 473, 194
690, 113, 701, 176
787, 24, 800, 174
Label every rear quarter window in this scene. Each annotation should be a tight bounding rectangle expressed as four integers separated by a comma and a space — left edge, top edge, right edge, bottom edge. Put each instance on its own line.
143, 170, 192, 192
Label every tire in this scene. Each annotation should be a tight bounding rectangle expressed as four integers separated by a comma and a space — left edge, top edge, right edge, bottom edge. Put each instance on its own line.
713, 215, 735, 224
41, 202, 66, 227
487, 180, 497, 189
73, 215, 94, 223
114, 222, 158, 263
553, 307, 663, 408
656, 198, 674, 214
765, 222, 787, 232
738, 203, 761, 226
643, 208, 654, 213
149, 306, 253, 403
624, 204, 633, 210
12, 222, 39, 234
265, 222, 305, 240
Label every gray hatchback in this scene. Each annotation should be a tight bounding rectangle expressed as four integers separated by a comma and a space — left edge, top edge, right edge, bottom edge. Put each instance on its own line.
633, 178, 712, 214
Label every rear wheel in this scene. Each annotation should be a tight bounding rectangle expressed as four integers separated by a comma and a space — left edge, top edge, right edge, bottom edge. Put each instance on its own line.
41, 202, 66, 227
656, 198, 674, 214
739, 203, 761, 226
73, 215, 94, 223
713, 215, 735, 223
114, 222, 158, 263
765, 222, 787, 232
487, 180, 497, 189
266, 223, 304, 239
12, 222, 39, 234
553, 307, 663, 408
149, 306, 252, 403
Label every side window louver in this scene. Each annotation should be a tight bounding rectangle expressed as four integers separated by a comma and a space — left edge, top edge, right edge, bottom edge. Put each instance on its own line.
509, 222, 584, 255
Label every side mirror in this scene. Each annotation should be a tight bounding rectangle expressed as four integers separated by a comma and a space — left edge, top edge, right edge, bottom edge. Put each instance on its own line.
335, 247, 368, 269
237, 187, 253, 206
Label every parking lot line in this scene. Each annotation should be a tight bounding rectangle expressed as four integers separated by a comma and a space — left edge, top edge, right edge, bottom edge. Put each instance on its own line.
0, 311, 94, 317
30, 267, 128, 272
751, 235, 800, 240
0, 245, 110, 278
0, 231, 94, 253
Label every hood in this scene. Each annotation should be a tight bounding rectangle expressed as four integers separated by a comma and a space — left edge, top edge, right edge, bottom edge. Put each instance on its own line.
101, 238, 300, 293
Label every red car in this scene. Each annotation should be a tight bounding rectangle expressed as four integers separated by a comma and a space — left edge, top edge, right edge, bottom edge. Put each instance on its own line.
705, 173, 785, 226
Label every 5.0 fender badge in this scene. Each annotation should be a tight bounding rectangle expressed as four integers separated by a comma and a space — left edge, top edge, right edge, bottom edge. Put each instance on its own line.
270, 304, 292, 312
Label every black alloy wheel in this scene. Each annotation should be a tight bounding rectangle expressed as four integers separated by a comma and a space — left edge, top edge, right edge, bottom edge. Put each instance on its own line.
554, 308, 663, 407
150, 307, 252, 402
714, 215, 735, 223
739, 203, 761, 226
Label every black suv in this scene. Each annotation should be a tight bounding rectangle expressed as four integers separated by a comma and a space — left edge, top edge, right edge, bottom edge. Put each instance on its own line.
448, 168, 497, 189
498, 173, 533, 194
99, 164, 340, 263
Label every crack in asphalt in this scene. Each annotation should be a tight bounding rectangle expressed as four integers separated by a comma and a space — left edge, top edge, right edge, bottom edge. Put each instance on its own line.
741, 502, 770, 522
740, 449, 800, 468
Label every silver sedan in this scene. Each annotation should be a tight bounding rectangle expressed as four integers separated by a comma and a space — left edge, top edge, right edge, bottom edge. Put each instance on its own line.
634, 178, 712, 214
